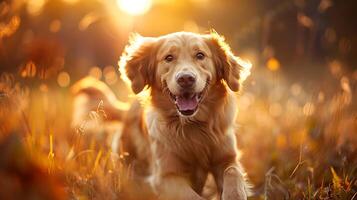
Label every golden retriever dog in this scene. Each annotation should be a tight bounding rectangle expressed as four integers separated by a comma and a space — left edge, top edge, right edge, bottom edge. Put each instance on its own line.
119, 31, 252, 200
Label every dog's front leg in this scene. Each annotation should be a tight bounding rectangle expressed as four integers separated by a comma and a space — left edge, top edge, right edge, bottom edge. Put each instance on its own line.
157, 175, 205, 200
221, 165, 248, 200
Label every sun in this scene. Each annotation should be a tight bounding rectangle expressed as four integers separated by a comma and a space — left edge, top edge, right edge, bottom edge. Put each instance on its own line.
116, 0, 152, 16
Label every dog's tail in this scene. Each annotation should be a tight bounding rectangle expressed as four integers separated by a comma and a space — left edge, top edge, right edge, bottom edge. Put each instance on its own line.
71, 77, 151, 176
70, 76, 130, 126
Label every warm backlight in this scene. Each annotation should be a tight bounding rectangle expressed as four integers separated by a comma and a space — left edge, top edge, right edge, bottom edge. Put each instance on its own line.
116, 0, 152, 16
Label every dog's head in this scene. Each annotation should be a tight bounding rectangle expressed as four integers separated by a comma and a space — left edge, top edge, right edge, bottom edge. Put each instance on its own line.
119, 31, 251, 117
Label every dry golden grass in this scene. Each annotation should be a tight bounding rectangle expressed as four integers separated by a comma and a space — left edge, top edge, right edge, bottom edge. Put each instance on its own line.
0, 64, 356, 200
1, 0, 356, 199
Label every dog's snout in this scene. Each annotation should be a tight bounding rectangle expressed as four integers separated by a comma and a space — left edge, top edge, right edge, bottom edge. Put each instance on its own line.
176, 72, 196, 88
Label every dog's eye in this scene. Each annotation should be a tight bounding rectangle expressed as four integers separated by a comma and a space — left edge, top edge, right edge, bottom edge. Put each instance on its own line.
164, 55, 174, 62
196, 52, 205, 60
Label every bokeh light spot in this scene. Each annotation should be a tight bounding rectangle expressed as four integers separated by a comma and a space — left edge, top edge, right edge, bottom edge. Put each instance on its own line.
49, 20, 61, 33
297, 13, 314, 28
39, 83, 48, 93
89, 66, 102, 79
57, 71, 70, 87
103, 66, 118, 85
266, 57, 280, 71
27, 0, 46, 16
78, 12, 99, 31
303, 102, 315, 116
329, 60, 342, 77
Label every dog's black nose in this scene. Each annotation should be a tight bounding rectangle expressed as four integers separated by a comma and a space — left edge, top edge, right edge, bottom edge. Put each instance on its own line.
176, 72, 196, 88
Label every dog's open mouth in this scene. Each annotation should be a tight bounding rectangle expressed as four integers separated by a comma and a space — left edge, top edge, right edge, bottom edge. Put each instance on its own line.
169, 92, 203, 116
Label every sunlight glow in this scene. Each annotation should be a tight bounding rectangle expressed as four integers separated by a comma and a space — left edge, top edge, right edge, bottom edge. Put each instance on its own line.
62, 0, 79, 4
116, 0, 152, 16
236, 57, 252, 83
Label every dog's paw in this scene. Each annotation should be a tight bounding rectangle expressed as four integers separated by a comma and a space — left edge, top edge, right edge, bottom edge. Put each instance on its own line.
222, 186, 247, 200
222, 167, 248, 200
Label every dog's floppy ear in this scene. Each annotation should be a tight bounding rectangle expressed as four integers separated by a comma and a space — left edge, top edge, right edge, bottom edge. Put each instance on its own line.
119, 33, 158, 94
206, 31, 251, 92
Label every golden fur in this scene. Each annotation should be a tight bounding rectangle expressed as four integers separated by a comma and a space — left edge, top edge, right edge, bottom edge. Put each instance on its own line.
119, 31, 252, 200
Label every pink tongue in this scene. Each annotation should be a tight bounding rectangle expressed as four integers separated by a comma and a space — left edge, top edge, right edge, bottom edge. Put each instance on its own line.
176, 96, 198, 111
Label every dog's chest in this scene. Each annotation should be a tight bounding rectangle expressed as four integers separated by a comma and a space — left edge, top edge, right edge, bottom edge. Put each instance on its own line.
148, 119, 226, 167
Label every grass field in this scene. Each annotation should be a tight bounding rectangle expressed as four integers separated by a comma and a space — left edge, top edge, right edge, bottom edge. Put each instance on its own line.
0, 62, 356, 199
1, 0, 357, 199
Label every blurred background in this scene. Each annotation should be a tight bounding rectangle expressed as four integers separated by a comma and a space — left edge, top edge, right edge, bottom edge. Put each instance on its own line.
0, 0, 356, 199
